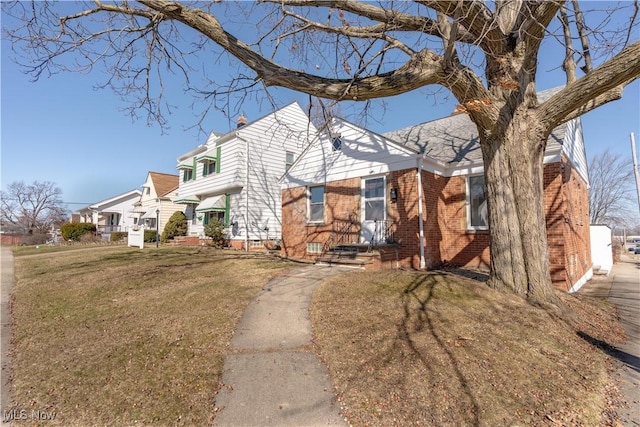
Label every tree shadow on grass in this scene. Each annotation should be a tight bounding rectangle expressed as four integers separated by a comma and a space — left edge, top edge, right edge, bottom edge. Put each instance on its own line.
577, 331, 640, 374
397, 273, 481, 427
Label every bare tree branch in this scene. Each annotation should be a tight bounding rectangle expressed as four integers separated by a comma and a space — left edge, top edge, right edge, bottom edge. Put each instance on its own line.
572, 0, 593, 73
265, 0, 478, 43
559, 5, 577, 84
538, 41, 640, 127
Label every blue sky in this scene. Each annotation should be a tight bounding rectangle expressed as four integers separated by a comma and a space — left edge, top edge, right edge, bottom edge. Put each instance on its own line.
1, 4, 639, 218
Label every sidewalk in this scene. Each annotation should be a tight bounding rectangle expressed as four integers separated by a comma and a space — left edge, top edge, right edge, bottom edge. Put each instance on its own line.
579, 254, 640, 427
213, 265, 351, 426
1, 246, 14, 419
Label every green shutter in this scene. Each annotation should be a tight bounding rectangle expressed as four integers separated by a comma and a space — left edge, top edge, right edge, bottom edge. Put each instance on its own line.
216, 146, 221, 174
202, 161, 208, 177
192, 158, 197, 180
224, 194, 230, 227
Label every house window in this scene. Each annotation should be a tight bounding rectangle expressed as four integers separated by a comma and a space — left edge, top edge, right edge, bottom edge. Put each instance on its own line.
286, 151, 295, 171
204, 210, 225, 226
467, 175, 488, 230
203, 160, 216, 177
307, 242, 323, 254
145, 187, 150, 195
309, 186, 325, 223
183, 169, 193, 182
364, 177, 385, 221
332, 136, 342, 151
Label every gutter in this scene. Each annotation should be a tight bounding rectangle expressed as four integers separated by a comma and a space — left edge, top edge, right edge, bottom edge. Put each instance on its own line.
236, 131, 250, 252
416, 155, 426, 269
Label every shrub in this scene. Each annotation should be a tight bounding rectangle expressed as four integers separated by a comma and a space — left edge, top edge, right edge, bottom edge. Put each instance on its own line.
161, 211, 188, 243
144, 230, 158, 243
110, 232, 128, 242
22, 233, 49, 246
80, 233, 102, 243
60, 223, 96, 241
204, 219, 226, 248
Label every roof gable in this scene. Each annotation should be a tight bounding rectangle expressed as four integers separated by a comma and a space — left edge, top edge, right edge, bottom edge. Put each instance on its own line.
84, 189, 142, 211
149, 172, 179, 197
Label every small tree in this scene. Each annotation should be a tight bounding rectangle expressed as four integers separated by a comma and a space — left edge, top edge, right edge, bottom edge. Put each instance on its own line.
160, 211, 188, 243
204, 219, 226, 248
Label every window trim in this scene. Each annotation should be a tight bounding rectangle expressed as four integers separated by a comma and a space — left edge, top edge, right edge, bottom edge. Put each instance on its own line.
202, 160, 216, 177
466, 174, 489, 231
308, 185, 325, 224
285, 151, 295, 171
331, 135, 342, 151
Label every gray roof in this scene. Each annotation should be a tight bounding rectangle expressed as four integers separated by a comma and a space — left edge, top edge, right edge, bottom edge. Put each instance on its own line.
384, 89, 567, 166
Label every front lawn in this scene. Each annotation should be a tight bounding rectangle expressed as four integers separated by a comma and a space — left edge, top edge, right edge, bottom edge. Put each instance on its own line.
9, 246, 292, 425
311, 269, 625, 426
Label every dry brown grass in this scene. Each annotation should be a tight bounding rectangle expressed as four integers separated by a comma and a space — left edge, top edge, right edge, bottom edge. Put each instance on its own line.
311, 269, 625, 427
9, 246, 293, 426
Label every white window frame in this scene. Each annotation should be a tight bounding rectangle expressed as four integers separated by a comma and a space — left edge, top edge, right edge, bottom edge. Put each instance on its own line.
285, 151, 295, 171
308, 185, 325, 224
203, 160, 216, 177
306, 242, 323, 254
466, 175, 489, 231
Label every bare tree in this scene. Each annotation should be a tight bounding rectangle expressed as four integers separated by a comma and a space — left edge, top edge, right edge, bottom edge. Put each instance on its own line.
0, 180, 68, 235
589, 149, 636, 227
3, 1, 640, 303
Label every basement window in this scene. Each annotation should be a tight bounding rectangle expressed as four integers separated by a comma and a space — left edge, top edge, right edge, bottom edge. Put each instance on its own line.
307, 242, 323, 254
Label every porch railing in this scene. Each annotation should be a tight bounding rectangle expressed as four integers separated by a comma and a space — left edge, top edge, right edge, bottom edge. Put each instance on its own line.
367, 219, 396, 252
322, 213, 358, 254
97, 225, 123, 234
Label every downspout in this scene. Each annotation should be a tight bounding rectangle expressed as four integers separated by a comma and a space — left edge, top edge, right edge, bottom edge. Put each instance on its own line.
416, 155, 426, 269
237, 132, 250, 252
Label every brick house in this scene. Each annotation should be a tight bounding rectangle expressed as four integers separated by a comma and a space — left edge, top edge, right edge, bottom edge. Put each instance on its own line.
280, 111, 592, 292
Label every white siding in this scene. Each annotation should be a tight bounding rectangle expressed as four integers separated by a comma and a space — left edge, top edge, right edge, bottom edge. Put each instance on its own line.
561, 118, 589, 184
283, 119, 417, 189
175, 102, 315, 243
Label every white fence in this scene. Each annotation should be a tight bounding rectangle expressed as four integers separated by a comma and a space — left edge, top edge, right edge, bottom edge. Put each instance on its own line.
128, 226, 145, 249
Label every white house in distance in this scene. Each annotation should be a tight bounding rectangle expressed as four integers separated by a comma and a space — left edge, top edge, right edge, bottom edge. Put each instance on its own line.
172, 102, 316, 250
75, 189, 142, 239
131, 171, 182, 235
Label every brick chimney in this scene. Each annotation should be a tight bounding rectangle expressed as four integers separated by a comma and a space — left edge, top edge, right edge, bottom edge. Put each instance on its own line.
237, 115, 247, 128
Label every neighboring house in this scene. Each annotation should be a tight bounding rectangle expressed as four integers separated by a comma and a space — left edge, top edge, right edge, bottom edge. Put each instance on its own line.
172, 102, 315, 249
132, 171, 182, 235
75, 189, 142, 239
281, 108, 592, 292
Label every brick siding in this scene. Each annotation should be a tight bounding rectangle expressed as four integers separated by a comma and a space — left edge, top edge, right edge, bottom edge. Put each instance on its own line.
281, 158, 591, 290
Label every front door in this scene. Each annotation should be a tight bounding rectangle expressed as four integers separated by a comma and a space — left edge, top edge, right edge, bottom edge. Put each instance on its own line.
361, 176, 386, 244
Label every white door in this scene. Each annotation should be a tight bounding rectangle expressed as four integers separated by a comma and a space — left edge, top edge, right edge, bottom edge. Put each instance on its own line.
361, 176, 386, 244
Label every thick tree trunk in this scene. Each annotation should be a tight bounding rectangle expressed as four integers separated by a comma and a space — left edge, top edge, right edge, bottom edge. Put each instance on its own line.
480, 114, 559, 304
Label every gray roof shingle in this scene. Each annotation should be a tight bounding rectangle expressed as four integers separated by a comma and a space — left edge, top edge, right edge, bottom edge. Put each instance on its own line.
383, 88, 567, 166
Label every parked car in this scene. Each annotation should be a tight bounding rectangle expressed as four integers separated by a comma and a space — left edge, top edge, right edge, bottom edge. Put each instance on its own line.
634, 246, 640, 255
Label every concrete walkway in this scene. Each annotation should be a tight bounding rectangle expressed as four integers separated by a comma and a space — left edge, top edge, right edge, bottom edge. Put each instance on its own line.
580, 254, 640, 427
213, 265, 350, 427
1, 246, 14, 418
